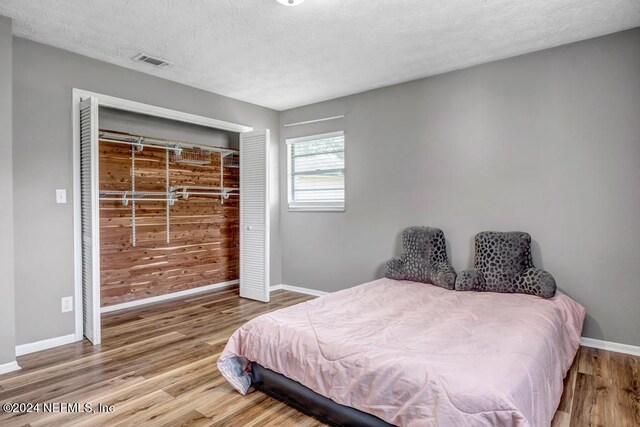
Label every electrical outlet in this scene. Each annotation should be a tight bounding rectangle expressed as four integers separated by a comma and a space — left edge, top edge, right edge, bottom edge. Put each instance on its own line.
61, 296, 73, 313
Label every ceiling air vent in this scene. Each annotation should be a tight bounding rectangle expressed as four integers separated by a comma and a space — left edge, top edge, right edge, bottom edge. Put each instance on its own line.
132, 53, 173, 68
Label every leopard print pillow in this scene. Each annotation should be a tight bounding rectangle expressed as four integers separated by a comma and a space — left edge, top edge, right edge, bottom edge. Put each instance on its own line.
455, 231, 556, 298
385, 226, 456, 290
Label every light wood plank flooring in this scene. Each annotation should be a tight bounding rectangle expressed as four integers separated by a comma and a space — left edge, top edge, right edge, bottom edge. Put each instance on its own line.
552, 342, 639, 427
0, 286, 637, 426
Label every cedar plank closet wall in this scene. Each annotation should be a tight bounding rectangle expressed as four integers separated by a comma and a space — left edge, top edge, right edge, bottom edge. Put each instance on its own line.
98, 108, 240, 307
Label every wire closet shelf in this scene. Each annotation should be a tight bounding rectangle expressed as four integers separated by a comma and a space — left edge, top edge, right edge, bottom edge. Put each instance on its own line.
98, 130, 239, 205
98, 131, 237, 156
97, 130, 240, 246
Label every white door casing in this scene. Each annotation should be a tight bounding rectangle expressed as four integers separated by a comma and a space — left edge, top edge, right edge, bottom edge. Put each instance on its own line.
73, 89, 254, 344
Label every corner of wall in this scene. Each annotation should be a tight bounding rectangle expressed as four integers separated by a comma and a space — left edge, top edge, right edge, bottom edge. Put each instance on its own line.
0, 14, 16, 364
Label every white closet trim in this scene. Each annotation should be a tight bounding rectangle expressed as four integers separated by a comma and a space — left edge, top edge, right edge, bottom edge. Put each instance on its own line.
73, 89, 253, 133
72, 88, 253, 342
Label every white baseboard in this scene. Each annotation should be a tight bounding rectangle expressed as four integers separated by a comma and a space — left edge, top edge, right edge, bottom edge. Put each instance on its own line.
101, 279, 239, 313
16, 333, 79, 357
580, 337, 640, 356
0, 361, 21, 375
270, 284, 328, 297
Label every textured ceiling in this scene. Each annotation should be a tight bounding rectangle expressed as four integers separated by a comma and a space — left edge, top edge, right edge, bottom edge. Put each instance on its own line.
1, 0, 639, 110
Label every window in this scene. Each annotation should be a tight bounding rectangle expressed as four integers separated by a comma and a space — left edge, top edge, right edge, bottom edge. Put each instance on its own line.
287, 131, 345, 211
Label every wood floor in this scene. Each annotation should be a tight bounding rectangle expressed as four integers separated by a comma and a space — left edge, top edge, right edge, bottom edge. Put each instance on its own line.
0, 286, 637, 427
552, 342, 640, 427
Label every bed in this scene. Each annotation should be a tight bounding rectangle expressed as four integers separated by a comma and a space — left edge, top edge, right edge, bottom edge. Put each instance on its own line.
218, 278, 585, 426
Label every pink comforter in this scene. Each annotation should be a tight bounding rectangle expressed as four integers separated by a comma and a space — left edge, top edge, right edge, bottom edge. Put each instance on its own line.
218, 278, 585, 426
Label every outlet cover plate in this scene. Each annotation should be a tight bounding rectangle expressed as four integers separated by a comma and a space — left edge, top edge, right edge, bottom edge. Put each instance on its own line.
61, 296, 73, 313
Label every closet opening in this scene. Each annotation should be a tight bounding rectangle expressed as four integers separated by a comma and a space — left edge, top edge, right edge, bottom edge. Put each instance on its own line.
98, 108, 241, 313
73, 89, 270, 346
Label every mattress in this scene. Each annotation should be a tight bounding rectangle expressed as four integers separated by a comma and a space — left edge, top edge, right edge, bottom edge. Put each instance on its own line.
218, 278, 585, 426
251, 362, 394, 426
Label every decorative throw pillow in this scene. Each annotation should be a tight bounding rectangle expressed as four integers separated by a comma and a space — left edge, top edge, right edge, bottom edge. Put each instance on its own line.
455, 231, 556, 298
385, 226, 456, 290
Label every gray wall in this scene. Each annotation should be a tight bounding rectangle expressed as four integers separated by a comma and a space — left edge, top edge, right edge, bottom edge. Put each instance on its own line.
280, 28, 640, 347
0, 16, 15, 364
12, 38, 281, 345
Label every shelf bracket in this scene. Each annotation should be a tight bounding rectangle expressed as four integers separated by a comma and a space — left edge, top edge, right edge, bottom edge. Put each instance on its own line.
220, 153, 224, 205
131, 146, 137, 247
166, 146, 171, 244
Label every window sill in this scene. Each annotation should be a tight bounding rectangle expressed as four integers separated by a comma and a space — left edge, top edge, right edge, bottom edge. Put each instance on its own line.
288, 205, 345, 212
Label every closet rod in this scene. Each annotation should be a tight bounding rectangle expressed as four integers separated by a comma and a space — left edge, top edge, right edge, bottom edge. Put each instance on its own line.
99, 197, 177, 206
100, 138, 174, 152
171, 185, 239, 192
176, 191, 239, 200
179, 192, 239, 196
100, 197, 176, 201
99, 132, 238, 155
99, 190, 170, 196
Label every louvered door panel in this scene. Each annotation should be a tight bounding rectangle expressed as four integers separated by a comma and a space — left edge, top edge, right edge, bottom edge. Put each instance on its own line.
80, 97, 101, 344
240, 130, 270, 302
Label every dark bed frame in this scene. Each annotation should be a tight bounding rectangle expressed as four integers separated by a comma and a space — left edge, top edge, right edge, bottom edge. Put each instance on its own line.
251, 363, 394, 427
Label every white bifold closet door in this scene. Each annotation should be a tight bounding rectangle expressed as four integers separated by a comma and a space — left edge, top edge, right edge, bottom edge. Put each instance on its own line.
240, 130, 270, 302
80, 97, 101, 344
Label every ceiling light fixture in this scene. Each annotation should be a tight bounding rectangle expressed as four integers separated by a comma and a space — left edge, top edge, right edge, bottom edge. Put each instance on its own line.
277, 0, 304, 6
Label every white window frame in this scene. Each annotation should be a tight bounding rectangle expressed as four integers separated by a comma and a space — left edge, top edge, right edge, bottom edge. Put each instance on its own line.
286, 131, 345, 212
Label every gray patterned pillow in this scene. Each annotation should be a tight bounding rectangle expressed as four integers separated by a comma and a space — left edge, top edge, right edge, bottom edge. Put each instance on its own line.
455, 231, 556, 298
385, 227, 456, 290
